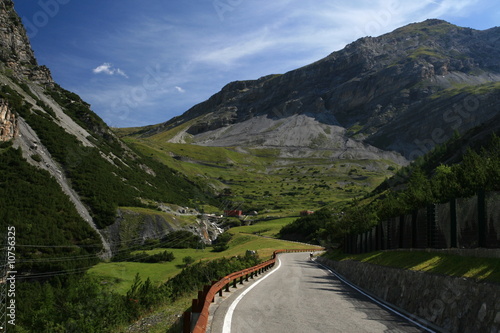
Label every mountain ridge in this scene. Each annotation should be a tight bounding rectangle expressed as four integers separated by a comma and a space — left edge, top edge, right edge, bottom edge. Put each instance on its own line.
0, 1, 218, 262
136, 19, 500, 161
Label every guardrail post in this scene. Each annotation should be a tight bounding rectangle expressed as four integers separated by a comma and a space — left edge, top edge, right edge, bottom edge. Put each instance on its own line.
197, 291, 204, 310
204, 285, 211, 295
192, 299, 198, 312
183, 311, 191, 333
210, 282, 217, 302
191, 297, 201, 332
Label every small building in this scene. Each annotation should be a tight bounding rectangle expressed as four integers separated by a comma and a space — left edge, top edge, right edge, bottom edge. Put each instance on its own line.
225, 210, 243, 217
300, 210, 315, 216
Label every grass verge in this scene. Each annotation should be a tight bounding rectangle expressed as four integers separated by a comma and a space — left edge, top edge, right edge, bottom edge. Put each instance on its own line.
324, 250, 500, 284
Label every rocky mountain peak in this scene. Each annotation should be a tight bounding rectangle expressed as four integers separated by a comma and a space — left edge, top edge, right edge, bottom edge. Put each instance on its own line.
143, 20, 500, 161
0, 0, 53, 85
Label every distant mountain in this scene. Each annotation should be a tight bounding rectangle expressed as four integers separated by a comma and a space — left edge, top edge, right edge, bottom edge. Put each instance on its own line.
0, 0, 214, 263
139, 19, 500, 161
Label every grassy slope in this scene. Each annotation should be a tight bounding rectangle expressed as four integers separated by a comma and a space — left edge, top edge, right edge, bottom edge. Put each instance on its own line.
121, 134, 398, 214
88, 217, 322, 294
324, 250, 500, 284
229, 217, 296, 237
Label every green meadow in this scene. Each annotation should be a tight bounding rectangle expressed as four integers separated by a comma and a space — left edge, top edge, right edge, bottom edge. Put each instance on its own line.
120, 135, 398, 214
88, 218, 322, 294
229, 217, 296, 237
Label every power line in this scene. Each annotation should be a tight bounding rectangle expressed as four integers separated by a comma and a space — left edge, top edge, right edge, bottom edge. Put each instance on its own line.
13, 231, 207, 280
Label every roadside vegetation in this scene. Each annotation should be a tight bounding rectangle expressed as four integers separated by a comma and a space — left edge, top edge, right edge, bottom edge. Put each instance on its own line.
323, 250, 500, 284
88, 226, 319, 294
280, 132, 500, 245
16, 214, 321, 332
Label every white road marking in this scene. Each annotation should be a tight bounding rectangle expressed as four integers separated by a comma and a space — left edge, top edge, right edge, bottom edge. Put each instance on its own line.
222, 257, 282, 333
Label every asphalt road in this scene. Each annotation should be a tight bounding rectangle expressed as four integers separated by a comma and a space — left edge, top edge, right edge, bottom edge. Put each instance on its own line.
210, 252, 428, 333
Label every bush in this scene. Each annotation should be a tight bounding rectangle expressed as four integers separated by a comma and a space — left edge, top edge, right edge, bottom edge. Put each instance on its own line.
183, 256, 195, 266
31, 154, 42, 162
212, 232, 232, 252
222, 217, 242, 228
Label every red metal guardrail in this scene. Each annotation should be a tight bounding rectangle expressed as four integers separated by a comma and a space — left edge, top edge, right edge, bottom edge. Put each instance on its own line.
184, 248, 324, 333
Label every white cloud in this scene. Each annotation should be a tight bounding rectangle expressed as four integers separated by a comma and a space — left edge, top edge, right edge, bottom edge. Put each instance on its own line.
65, 0, 487, 127
193, 29, 275, 66
92, 63, 128, 78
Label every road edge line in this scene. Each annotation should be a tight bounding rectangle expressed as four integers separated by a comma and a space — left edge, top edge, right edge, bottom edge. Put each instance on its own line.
222, 257, 282, 333
315, 259, 445, 333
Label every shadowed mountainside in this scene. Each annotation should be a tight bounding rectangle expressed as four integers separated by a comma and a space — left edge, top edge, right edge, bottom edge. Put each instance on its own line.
137, 19, 500, 161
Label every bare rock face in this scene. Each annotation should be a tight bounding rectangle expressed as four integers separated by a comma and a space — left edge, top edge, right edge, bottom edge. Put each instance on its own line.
0, 99, 17, 141
145, 19, 500, 161
0, 0, 53, 85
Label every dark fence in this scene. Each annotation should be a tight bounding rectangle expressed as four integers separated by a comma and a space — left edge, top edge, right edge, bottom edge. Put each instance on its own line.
345, 191, 500, 254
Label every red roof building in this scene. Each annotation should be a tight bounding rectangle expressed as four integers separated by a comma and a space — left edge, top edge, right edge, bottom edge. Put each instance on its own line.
225, 210, 243, 217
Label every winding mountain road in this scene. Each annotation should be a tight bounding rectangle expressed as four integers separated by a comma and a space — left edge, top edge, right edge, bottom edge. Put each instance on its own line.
210, 252, 429, 333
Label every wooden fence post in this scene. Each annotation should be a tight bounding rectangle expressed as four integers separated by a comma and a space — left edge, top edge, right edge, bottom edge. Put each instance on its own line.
411, 210, 417, 248
399, 215, 404, 248
450, 198, 457, 248
478, 190, 486, 247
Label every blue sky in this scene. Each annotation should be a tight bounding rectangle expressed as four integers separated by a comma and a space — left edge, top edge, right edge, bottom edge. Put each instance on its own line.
12, 0, 500, 128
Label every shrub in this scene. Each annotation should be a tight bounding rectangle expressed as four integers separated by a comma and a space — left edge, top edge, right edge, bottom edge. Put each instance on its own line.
182, 256, 195, 266
212, 232, 232, 252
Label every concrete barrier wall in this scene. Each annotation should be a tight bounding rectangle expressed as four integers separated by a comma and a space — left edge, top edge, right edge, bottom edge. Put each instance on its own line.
317, 257, 500, 333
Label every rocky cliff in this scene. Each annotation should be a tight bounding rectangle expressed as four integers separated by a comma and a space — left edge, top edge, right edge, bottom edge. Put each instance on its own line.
0, 99, 17, 141
143, 19, 500, 161
0, 0, 53, 85
0, 1, 213, 260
